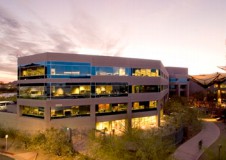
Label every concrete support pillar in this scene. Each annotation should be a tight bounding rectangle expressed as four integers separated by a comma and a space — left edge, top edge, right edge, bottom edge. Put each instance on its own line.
157, 104, 162, 127
90, 104, 96, 129
44, 106, 51, 123
127, 102, 132, 132
178, 84, 181, 96
17, 104, 21, 117
217, 83, 222, 107
186, 83, 189, 99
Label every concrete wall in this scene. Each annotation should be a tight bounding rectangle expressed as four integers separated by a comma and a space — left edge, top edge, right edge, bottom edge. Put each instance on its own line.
0, 112, 46, 133
50, 116, 94, 130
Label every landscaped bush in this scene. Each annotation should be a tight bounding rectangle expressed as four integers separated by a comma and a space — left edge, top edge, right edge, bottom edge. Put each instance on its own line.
0, 125, 76, 159
0, 126, 6, 138
42, 128, 75, 156
87, 129, 175, 160
164, 96, 202, 139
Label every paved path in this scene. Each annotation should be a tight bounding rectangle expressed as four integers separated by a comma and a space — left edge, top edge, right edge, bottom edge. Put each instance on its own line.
0, 151, 37, 160
173, 119, 220, 160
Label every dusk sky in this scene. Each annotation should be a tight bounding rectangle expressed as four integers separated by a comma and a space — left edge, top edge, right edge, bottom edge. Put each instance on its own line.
1, 0, 226, 82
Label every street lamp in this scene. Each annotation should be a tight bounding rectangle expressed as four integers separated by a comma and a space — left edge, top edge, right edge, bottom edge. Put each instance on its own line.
218, 144, 222, 160
5, 134, 8, 151
66, 127, 71, 142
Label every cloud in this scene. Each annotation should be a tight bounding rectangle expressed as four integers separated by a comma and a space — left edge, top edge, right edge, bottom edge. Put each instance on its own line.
0, 6, 21, 29
0, 3, 128, 82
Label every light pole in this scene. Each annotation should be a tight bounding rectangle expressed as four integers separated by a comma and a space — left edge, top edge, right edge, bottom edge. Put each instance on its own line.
5, 134, 8, 151
66, 127, 71, 142
218, 144, 222, 160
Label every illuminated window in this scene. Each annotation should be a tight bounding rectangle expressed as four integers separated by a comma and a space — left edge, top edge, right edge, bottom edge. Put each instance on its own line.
19, 62, 46, 79
132, 101, 157, 111
132, 116, 157, 129
19, 85, 46, 99
21, 105, 44, 119
96, 119, 126, 134
96, 103, 127, 115
51, 105, 90, 119
51, 83, 91, 99
132, 68, 160, 77
95, 66, 130, 76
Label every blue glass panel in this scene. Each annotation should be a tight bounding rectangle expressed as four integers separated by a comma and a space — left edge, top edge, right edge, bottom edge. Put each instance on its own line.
169, 78, 177, 82
178, 78, 188, 83
91, 67, 96, 75
126, 68, 131, 76
46, 61, 91, 78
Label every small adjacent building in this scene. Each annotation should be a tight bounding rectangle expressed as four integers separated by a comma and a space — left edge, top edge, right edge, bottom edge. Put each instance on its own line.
166, 67, 189, 98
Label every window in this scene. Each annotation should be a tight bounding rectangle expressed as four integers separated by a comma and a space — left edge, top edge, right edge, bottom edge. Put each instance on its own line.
96, 103, 127, 115
132, 68, 159, 77
132, 85, 160, 93
132, 116, 157, 129
51, 105, 90, 119
50, 83, 91, 99
47, 61, 91, 78
95, 83, 128, 97
21, 105, 44, 119
18, 84, 46, 99
132, 101, 157, 112
96, 119, 126, 134
95, 66, 130, 76
18, 62, 46, 79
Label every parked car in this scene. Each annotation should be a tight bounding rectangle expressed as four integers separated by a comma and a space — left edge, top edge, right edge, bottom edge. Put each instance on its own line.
0, 101, 14, 111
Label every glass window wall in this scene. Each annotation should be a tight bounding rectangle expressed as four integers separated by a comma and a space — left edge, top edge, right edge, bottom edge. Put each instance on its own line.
132, 116, 157, 129
95, 83, 128, 97
95, 66, 130, 76
132, 68, 159, 77
96, 103, 127, 115
47, 61, 91, 78
18, 84, 46, 99
132, 85, 160, 93
50, 83, 91, 99
21, 105, 44, 119
18, 62, 46, 80
51, 105, 90, 119
132, 101, 157, 112
96, 119, 126, 134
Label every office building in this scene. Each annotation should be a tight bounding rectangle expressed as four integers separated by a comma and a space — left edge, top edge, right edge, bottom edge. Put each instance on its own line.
17, 52, 169, 133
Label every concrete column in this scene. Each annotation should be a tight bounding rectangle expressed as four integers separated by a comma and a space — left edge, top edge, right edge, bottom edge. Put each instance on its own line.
178, 84, 181, 96
17, 103, 21, 117
127, 102, 132, 132
217, 83, 222, 107
186, 83, 189, 99
42, 105, 50, 129
44, 106, 51, 121
157, 103, 162, 127
157, 107, 161, 127
90, 104, 96, 129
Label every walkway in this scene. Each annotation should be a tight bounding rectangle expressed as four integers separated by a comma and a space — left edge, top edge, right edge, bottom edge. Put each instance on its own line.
0, 151, 37, 160
173, 119, 220, 160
